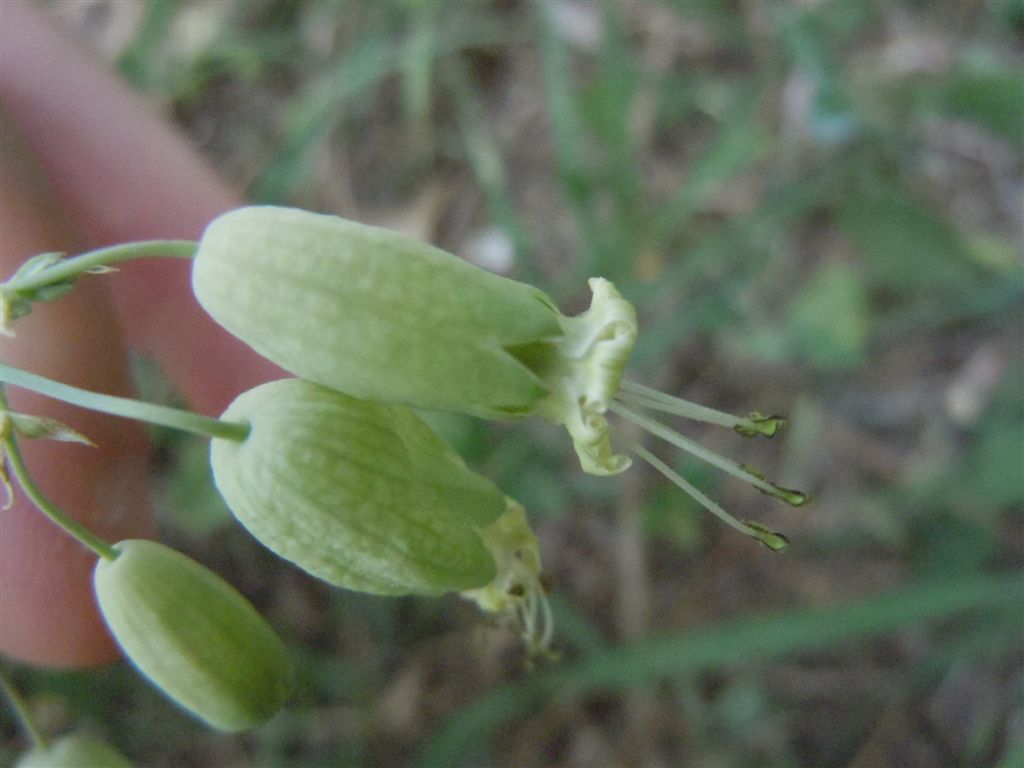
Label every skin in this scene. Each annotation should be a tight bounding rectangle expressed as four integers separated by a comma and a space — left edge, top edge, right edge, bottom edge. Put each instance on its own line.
0, 1, 280, 667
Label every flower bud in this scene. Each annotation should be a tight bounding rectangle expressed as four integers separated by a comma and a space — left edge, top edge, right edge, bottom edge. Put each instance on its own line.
15, 734, 132, 768
209, 378, 507, 595
93, 540, 291, 732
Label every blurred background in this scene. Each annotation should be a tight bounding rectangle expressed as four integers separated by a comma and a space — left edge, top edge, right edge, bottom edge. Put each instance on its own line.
2, 0, 1022, 766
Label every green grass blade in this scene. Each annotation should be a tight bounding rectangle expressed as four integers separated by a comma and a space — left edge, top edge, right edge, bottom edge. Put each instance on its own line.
653, 98, 768, 243
629, 149, 858, 365
536, 4, 603, 287
117, 0, 182, 88
416, 572, 1024, 768
997, 742, 1024, 768
444, 61, 538, 283
252, 20, 510, 203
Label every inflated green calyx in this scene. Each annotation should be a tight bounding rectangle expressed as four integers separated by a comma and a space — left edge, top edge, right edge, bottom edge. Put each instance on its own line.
210, 378, 507, 595
93, 540, 291, 732
193, 206, 560, 419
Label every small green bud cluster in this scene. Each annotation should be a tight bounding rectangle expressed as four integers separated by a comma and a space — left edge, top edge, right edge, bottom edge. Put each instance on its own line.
0, 253, 79, 337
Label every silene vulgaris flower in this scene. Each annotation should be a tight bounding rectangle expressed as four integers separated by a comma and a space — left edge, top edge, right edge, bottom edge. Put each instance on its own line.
211, 378, 555, 654
193, 207, 808, 550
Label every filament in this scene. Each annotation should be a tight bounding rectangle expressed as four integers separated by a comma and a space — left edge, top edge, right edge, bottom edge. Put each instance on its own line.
610, 402, 807, 506
630, 444, 788, 551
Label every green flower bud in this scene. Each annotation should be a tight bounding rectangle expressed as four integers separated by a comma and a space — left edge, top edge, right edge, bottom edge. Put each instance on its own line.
210, 378, 507, 595
194, 207, 808, 549
15, 734, 132, 768
93, 540, 291, 732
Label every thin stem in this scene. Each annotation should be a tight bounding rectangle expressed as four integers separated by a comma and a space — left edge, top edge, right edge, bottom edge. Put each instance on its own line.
2, 432, 119, 560
630, 444, 788, 551
4, 241, 197, 294
0, 364, 248, 443
1, 674, 47, 750
618, 380, 784, 437
610, 402, 807, 506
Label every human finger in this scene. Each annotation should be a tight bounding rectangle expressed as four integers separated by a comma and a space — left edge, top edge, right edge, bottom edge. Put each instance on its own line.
0, 1, 282, 415
0, 117, 156, 668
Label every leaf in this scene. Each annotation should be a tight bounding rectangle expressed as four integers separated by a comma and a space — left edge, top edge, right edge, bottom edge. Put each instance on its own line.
654, 103, 767, 242
164, 438, 232, 537
0, 450, 11, 510
909, 511, 995, 578
839, 184, 983, 297
942, 65, 1024, 145
251, 19, 508, 202
9, 413, 94, 446
778, 8, 861, 145
786, 260, 869, 371
967, 417, 1024, 509
116, 0, 182, 89
7, 252, 65, 282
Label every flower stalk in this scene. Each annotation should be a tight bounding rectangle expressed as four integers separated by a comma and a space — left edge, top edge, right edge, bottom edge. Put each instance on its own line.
1, 241, 196, 336
1, 396, 118, 560
0, 364, 248, 443
1, 674, 47, 750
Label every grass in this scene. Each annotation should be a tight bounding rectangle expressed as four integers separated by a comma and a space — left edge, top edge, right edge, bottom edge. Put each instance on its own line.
416, 573, 1024, 767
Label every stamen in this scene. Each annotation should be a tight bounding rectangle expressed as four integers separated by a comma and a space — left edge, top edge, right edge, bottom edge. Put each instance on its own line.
537, 586, 555, 651
610, 403, 808, 507
462, 501, 557, 660
515, 598, 529, 645
519, 580, 557, 662
631, 444, 789, 551
618, 380, 785, 437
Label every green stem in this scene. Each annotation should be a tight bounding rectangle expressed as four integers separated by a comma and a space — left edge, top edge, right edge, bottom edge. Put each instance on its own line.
4, 240, 196, 294
0, 674, 47, 750
2, 430, 119, 560
0, 364, 248, 442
